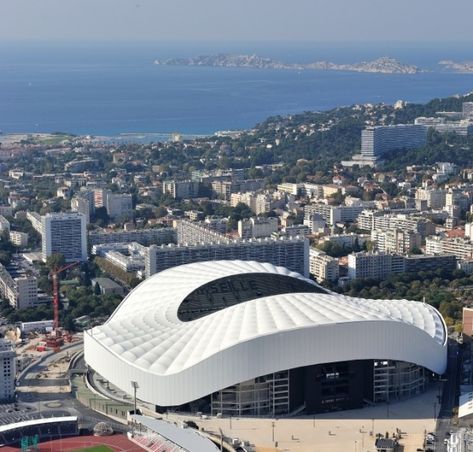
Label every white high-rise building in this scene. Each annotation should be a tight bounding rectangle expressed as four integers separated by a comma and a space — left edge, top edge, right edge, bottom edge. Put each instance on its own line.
361, 124, 427, 160
41, 212, 87, 263
0, 339, 16, 402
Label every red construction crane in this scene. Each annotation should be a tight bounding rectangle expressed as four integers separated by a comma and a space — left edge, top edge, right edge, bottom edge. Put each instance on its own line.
46, 261, 79, 351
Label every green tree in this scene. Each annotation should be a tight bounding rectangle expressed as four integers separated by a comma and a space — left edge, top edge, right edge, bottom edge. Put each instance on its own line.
46, 253, 66, 271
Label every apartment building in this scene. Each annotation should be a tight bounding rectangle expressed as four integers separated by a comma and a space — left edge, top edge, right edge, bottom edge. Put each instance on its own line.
105, 193, 133, 221
211, 180, 233, 200
0, 263, 37, 309
146, 236, 309, 278
238, 217, 278, 239
203, 217, 229, 234
347, 252, 405, 280
89, 227, 176, 246
71, 195, 92, 223
26, 211, 43, 234
9, 231, 28, 248
348, 250, 457, 281
231, 192, 285, 215
304, 204, 364, 225
319, 233, 368, 249
371, 229, 422, 254
404, 254, 456, 273
415, 116, 473, 136
309, 249, 339, 283
0, 339, 16, 402
361, 124, 427, 160
277, 183, 301, 196
357, 210, 386, 231
303, 213, 326, 234
372, 214, 435, 238
0, 215, 10, 233
162, 180, 200, 199
281, 224, 311, 238
425, 236, 473, 259
415, 188, 446, 210
93, 188, 107, 208
176, 219, 228, 245
100, 243, 147, 273
41, 212, 88, 262
463, 102, 473, 119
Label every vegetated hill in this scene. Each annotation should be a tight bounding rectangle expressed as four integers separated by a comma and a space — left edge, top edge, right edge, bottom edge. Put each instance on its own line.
392, 92, 473, 124
239, 92, 473, 172
383, 129, 473, 169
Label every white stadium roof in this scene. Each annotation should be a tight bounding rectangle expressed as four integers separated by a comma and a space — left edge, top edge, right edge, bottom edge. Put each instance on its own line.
85, 260, 448, 407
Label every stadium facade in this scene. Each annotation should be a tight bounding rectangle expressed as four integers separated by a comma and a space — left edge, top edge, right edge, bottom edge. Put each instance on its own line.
84, 261, 447, 416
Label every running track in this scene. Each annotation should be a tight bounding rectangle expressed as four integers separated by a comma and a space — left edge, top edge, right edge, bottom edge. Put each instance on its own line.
0, 434, 144, 451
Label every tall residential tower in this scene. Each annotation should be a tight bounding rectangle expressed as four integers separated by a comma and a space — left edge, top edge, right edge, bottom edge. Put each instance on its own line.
41, 212, 87, 263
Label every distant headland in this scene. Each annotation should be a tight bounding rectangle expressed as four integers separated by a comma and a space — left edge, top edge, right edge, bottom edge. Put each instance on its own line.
154, 54, 422, 74
439, 60, 473, 73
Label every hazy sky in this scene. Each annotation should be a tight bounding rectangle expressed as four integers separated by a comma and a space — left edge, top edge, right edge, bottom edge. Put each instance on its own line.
2, 0, 473, 43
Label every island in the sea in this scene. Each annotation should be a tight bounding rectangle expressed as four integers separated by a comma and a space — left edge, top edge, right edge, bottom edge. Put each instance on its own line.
439, 60, 473, 73
154, 54, 421, 74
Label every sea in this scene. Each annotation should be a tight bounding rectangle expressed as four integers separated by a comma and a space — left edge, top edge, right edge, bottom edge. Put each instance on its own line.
0, 40, 472, 138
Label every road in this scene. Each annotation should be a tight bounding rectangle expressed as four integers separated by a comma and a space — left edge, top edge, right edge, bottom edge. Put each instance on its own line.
0, 341, 126, 434
435, 340, 461, 451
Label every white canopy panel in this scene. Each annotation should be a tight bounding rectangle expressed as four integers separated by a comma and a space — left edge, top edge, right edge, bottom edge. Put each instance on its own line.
85, 260, 447, 407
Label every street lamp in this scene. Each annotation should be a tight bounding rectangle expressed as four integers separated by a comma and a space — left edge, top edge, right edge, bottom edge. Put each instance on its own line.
131, 381, 139, 437
272, 421, 275, 443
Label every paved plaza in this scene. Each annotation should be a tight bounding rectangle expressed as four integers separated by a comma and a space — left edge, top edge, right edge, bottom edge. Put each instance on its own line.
167, 386, 440, 452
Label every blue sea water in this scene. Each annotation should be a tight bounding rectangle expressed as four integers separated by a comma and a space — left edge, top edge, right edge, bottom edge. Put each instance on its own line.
0, 41, 472, 136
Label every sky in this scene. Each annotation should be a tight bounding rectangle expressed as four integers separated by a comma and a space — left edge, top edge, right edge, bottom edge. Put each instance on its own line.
1, 0, 473, 43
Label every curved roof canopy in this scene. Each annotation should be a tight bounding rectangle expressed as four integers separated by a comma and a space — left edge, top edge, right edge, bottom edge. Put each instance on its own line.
85, 260, 447, 407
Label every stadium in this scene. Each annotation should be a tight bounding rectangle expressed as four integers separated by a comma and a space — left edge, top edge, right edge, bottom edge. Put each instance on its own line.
84, 260, 448, 416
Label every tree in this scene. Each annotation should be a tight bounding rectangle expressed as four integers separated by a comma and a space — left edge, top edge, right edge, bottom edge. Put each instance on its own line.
155, 206, 168, 218
409, 246, 422, 255
231, 203, 253, 221
46, 253, 66, 271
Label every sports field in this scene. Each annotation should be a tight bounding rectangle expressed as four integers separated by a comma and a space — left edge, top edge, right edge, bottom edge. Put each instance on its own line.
72, 446, 114, 452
